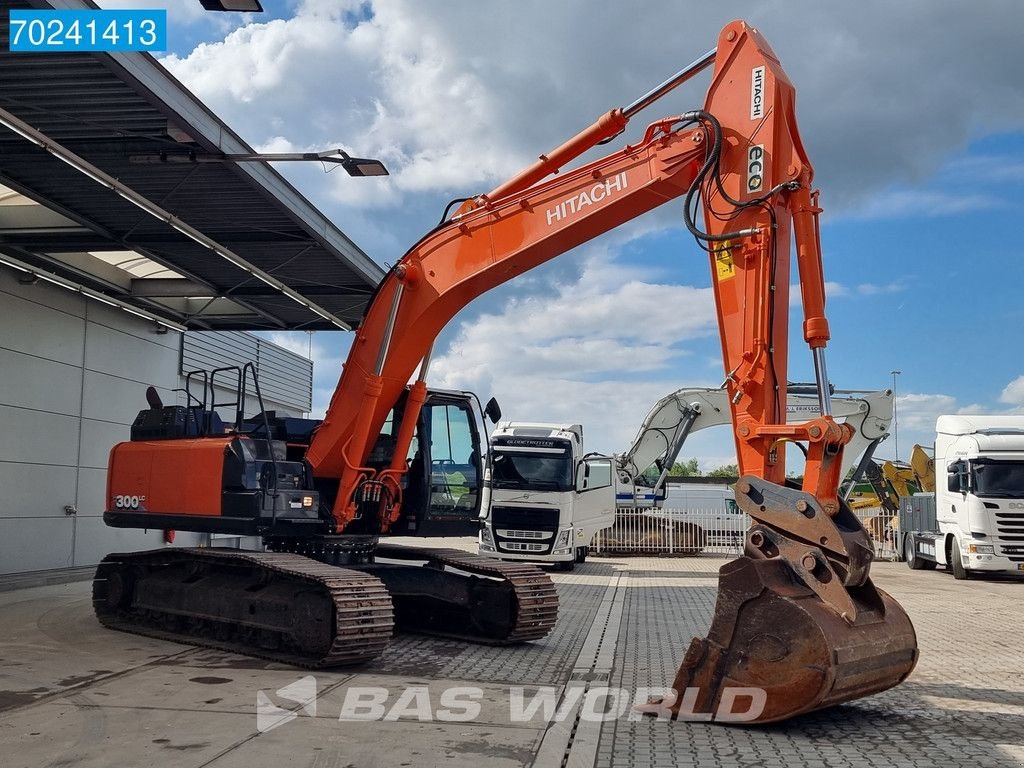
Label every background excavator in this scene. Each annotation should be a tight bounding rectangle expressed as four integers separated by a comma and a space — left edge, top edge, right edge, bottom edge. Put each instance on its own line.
617, 386, 894, 508
844, 444, 935, 551
590, 387, 894, 556
94, 20, 917, 723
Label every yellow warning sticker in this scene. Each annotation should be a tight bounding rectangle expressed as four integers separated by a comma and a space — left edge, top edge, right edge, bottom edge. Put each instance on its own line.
714, 241, 736, 281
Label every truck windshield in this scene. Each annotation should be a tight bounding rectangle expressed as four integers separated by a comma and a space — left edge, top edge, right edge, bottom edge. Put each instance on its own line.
972, 461, 1024, 498
491, 440, 573, 492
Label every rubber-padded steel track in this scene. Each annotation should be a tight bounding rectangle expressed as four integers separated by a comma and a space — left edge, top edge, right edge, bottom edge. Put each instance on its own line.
93, 548, 393, 668
373, 544, 559, 643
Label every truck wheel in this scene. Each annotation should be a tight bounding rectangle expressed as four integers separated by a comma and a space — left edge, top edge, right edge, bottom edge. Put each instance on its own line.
951, 544, 970, 580
556, 559, 575, 572
574, 546, 588, 564
904, 535, 925, 570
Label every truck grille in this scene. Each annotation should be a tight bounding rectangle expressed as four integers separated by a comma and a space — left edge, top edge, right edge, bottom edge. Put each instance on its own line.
999, 543, 1024, 562
995, 512, 1024, 542
500, 542, 548, 552
497, 529, 552, 540
491, 507, 559, 554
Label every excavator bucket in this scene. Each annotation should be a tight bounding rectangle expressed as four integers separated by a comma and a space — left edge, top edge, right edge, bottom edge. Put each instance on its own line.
642, 476, 917, 723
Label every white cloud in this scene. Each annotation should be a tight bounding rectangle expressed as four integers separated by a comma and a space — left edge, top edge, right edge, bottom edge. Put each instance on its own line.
897, 393, 958, 434
789, 280, 901, 307
158, 0, 1024, 225
844, 189, 1002, 220
885, 382, 1024, 460
999, 375, 1024, 406
98, 0, 207, 25
854, 282, 904, 296
430, 252, 719, 452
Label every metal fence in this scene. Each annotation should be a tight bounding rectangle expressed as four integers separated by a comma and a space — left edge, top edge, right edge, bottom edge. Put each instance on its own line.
592, 505, 899, 559
592, 508, 748, 557
852, 507, 901, 561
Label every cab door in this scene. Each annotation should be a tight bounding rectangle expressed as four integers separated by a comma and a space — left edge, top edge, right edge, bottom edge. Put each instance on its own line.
398, 393, 484, 537
572, 457, 616, 537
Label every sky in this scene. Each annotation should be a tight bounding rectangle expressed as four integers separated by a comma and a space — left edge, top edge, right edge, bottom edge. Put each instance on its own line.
100, 0, 1024, 472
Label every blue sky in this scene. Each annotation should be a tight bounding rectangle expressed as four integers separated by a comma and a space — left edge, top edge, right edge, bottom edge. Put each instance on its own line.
102, 0, 1024, 470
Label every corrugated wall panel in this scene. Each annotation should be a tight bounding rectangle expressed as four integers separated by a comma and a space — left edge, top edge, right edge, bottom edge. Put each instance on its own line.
181, 331, 312, 415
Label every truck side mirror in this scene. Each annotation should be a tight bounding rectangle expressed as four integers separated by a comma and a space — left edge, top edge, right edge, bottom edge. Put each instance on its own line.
484, 397, 502, 424
576, 462, 588, 492
946, 460, 964, 493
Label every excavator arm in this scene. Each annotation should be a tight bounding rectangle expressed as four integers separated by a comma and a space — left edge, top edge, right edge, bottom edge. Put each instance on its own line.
304, 20, 917, 722
309, 21, 840, 531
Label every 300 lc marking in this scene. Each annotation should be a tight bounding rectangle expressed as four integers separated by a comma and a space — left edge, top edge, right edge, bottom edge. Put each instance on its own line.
112, 494, 146, 509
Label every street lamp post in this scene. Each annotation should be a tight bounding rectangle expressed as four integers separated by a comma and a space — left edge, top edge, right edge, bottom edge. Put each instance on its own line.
891, 370, 902, 463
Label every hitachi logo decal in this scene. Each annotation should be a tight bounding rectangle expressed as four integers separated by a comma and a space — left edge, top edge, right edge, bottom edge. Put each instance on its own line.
751, 66, 765, 120
746, 144, 764, 193
546, 172, 628, 226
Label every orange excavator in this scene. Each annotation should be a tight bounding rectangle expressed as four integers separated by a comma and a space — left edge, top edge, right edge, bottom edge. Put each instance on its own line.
94, 20, 917, 722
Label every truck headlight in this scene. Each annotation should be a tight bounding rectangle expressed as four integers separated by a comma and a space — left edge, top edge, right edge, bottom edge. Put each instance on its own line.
480, 526, 494, 546
968, 544, 994, 554
556, 530, 571, 548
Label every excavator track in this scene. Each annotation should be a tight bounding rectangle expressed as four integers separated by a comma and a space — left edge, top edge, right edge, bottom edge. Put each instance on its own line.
371, 544, 559, 644
93, 548, 393, 668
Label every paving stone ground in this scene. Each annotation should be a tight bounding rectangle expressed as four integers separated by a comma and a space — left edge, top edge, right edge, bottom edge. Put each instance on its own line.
1, 540, 1022, 767
594, 556, 1024, 768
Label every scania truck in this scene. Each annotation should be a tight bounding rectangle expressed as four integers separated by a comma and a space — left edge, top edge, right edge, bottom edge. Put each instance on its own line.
902, 415, 1024, 578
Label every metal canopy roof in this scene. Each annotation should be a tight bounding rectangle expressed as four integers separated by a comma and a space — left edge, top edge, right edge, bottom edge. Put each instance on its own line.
0, 0, 385, 330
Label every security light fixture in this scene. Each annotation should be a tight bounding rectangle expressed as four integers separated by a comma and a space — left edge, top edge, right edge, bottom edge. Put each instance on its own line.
199, 1, 264, 12
129, 149, 389, 178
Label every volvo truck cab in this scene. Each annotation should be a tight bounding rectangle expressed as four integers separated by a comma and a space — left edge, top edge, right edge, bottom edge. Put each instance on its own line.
480, 422, 615, 570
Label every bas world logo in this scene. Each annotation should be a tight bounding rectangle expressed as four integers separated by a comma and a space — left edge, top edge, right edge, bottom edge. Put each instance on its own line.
256, 675, 318, 733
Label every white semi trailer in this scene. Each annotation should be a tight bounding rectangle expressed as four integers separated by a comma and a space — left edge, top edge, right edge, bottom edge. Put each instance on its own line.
902, 415, 1024, 578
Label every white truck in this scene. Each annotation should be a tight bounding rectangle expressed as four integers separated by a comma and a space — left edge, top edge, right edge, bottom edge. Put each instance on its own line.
660, 481, 745, 545
901, 415, 1024, 578
479, 422, 615, 570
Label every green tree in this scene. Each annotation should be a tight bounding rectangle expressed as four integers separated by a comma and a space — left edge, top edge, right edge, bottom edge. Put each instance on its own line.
708, 463, 739, 478
670, 458, 700, 476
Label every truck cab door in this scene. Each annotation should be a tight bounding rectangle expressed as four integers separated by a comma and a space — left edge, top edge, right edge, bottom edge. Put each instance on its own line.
573, 457, 616, 536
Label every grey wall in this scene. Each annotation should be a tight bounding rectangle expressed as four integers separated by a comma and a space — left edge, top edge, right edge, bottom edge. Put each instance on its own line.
0, 267, 315, 576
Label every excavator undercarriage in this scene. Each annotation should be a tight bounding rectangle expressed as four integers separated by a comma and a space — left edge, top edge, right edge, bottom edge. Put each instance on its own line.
94, 542, 558, 667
